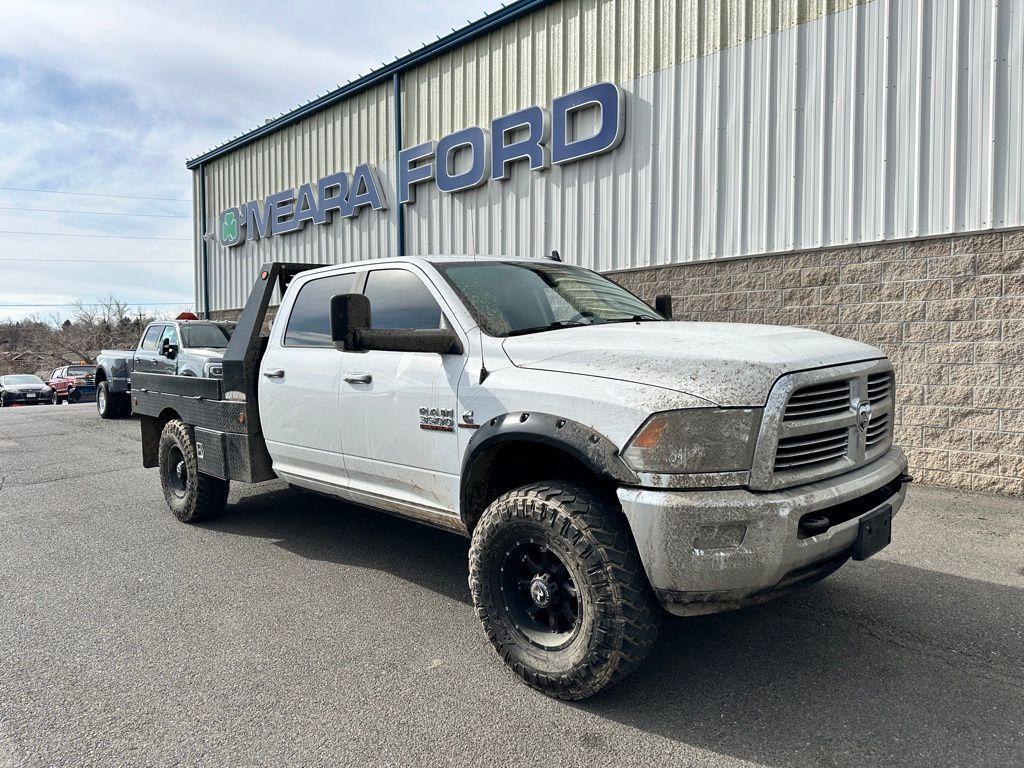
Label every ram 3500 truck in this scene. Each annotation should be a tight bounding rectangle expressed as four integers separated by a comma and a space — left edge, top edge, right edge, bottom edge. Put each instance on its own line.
95, 319, 235, 418
131, 258, 910, 700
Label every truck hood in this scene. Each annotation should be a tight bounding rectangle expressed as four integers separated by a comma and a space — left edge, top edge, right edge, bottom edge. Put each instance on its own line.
501, 322, 883, 407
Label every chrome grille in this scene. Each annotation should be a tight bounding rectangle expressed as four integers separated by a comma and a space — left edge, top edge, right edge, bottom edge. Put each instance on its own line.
750, 360, 897, 491
782, 380, 852, 421
774, 428, 850, 471
866, 412, 890, 448
867, 372, 892, 404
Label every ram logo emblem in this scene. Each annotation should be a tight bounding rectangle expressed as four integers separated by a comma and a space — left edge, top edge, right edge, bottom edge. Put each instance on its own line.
856, 401, 872, 433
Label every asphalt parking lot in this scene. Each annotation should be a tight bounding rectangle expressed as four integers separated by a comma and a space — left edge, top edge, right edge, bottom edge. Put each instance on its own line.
0, 404, 1022, 767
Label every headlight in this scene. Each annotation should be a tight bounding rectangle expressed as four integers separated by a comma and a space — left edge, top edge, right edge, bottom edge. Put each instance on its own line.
204, 362, 224, 378
621, 408, 763, 474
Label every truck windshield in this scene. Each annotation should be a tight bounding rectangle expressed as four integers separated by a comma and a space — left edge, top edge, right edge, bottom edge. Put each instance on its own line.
67, 366, 93, 377
437, 261, 662, 337
181, 324, 234, 349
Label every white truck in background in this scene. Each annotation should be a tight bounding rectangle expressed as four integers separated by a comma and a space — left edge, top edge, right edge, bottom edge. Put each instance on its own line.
129, 256, 910, 699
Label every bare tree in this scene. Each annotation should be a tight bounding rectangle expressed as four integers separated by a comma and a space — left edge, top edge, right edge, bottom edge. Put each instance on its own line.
0, 296, 165, 375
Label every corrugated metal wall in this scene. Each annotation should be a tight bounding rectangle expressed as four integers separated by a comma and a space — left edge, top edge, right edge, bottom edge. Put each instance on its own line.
195, 0, 1024, 312
195, 82, 396, 312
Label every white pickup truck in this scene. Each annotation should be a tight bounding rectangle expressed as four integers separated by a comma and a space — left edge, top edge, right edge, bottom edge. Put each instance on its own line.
131, 257, 910, 699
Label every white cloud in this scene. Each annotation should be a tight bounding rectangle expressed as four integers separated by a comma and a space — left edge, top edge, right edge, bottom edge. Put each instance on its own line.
0, 0, 498, 322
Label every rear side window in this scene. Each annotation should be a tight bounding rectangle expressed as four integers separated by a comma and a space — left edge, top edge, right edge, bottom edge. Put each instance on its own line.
140, 325, 163, 351
284, 273, 355, 347
363, 269, 442, 330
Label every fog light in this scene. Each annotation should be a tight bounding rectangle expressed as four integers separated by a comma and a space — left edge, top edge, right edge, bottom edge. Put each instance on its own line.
693, 524, 746, 551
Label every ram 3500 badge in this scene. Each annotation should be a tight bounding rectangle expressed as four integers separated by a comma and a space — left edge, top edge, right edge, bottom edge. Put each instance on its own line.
131, 257, 910, 700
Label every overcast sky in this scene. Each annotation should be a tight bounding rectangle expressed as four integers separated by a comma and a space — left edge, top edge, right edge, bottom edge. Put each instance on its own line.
0, 0, 496, 322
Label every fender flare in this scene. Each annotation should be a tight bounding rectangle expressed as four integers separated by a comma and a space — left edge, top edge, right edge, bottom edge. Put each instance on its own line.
459, 411, 639, 529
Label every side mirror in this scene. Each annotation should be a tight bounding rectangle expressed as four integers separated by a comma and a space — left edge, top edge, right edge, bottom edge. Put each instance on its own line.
161, 339, 179, 359
355, 328, 464, 355
330, 293, 463, 355
330, 293, 371, 351
654, 294, 673, 319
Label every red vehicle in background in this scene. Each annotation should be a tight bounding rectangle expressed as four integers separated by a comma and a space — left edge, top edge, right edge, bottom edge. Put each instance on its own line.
47, 365, 97, 404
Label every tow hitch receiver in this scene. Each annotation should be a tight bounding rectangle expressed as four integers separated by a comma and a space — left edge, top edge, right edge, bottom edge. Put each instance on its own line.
853, 504, 892, 560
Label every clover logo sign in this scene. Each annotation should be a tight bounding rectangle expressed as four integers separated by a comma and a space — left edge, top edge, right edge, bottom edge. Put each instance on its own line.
219, 207, 244, 247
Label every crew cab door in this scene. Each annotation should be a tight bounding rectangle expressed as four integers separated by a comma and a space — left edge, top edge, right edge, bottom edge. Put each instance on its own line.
338, 267, 467, 515
259, 272, 356, 484
134, 324, 164, 373
153, 324, 178, 375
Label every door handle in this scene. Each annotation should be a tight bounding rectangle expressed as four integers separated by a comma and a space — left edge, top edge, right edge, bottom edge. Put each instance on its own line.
343, 372, 372, 384
263, 369, 285, 379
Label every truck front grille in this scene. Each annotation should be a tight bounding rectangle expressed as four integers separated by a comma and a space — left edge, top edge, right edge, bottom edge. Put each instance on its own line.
867, 372, 892, 404
782, 380, 852, 421
751, 361, 896, 491
865, 412, 890, 448
774, 427, 850, 471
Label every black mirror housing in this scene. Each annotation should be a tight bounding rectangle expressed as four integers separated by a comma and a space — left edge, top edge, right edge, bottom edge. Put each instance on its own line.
330, 293, 371, 351
654, 294, 673, 319
353, 328, 463, 355
331, 292, 462, 355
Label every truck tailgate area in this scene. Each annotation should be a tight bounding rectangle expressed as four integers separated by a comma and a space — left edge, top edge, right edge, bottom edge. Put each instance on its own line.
131, 371, 275, 484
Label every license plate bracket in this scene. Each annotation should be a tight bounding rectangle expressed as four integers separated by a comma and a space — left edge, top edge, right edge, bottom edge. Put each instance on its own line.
853, 504, 892, 560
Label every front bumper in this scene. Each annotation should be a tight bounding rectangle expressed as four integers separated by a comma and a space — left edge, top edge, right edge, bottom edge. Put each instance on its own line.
618, 447, 909, 616
2, 391, 49, 404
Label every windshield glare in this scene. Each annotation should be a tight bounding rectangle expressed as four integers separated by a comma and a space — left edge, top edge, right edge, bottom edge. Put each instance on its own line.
438, 261, 662, 337
3, 375, 44, 385
181, 323, 234, 349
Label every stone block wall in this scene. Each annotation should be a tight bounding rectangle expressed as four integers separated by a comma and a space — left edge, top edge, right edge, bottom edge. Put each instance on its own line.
610, 228, 1024, 497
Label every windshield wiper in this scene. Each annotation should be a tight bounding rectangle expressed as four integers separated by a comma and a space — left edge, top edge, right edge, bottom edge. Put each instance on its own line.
598, 315, 663, 324
504, 320, 590, 337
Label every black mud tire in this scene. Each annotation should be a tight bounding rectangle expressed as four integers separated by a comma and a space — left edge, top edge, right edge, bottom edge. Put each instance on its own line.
469, 482, 661, 700
158, 419, 228, 523
96, 381, 121, 419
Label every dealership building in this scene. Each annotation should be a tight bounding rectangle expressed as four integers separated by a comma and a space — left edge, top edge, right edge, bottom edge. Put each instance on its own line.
187, 0, 1024, 496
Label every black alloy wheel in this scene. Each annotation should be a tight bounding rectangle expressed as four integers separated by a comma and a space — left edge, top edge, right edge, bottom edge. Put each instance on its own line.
165, 444, 189, 500
500, 539, 581, 650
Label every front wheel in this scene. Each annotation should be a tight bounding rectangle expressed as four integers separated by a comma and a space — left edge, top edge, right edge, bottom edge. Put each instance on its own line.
158, 419, 228, 523
469, 482, 661, 700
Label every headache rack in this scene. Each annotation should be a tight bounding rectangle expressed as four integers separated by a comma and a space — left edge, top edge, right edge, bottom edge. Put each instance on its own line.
133, 262, 326, 483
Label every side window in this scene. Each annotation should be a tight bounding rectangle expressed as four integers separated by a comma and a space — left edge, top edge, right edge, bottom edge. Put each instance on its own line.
284, 273, 355, 347
140, 325, 163, 351
363, 269, 442, 330
51, 369, 61, 380
161, 325, 179, 347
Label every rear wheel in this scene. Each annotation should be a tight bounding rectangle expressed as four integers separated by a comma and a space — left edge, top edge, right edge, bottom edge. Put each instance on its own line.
469, 482, 660, 700
158, 419, 228, 523
96, 382, 128, 418
96, 382, 115, 418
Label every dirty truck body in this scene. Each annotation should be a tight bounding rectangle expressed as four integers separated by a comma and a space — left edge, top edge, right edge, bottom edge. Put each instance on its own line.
133, 257, 910, 699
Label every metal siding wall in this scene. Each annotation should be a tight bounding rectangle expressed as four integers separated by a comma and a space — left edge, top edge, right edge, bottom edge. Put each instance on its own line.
194, 0, 1023, 311
402, 0, 1022, 270
198, 82, 395, 312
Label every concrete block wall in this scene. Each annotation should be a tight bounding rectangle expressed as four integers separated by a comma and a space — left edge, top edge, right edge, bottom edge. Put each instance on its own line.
610, 228, 1024, 497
